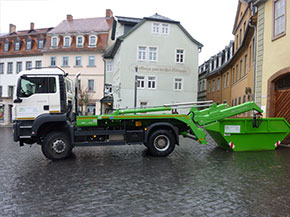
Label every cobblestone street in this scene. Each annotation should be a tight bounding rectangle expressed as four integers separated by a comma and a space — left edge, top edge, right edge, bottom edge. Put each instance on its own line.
1, 127, 290, 216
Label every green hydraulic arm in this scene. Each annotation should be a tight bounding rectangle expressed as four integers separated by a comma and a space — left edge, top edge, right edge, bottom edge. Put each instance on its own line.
191, 101, 263, 126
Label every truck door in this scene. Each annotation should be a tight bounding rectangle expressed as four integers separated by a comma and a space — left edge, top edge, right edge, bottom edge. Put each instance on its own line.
15, 75, 57, 120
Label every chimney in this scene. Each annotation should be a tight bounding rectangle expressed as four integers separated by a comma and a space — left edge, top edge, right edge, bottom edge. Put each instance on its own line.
67, 14, 73, 22
9, 24, 16, 34
106, 9, 113, 18
30, 22, 35, 30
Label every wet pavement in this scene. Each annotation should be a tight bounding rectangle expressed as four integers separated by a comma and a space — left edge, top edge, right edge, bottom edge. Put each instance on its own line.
1, 127, 290, 217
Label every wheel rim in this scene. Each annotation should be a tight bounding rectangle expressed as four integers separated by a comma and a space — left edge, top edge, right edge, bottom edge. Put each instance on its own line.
52, 139, 66, 154
153, 135, 170, 152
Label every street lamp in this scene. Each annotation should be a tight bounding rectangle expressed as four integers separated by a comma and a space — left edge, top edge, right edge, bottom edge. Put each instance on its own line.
134, 66, 138, 108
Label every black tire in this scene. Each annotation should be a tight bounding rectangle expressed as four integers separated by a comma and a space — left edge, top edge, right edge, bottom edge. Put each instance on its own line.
41, 132, 73, 161
147, 129, 176, 157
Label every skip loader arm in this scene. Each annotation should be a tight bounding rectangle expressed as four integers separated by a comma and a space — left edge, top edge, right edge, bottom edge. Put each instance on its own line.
191, 101, 263, 126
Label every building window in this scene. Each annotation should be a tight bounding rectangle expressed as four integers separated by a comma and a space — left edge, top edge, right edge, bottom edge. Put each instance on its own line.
51, 36, 58, 47
226, 72, 229, 87
26, 61, 32, 70
212, 79, 215, 92
243, 95, 246, 103
208, 81, 211, 93
63, 36, 71, 47
106, 60, 113, 72
149, 47, 158, 61
223, 74, 226, 89
244, 55, 248, 75
62, 56, 69, 67
249, 45, 252, 67
89, 35, 97, 47
137, 76, 145, 89
148, 76, 156, 89
174, 78, 183, 91
76, 36, 84, 47
7, 62, 13, 74
240, 60, 243, 78
176, 49, 184, 63
232, 68, 235, 83
4, 42, 9, 52
75, 56, 82, 66
152, 23, 160, 34
16, 62, 22, 73
26, 41, 32, 50
235, 98, 237, 106
88, 56, 95, 66
238, 96, 241, 105
239, 29, 242, 45
137, 46, 146, 61
273, 0, 286, 38
88, 79, 94, 91
8, 86, 14, 97
0, 86, 2, 97
14, 41, 20, 51
0, 63, 4, 74
161, 24, 169, 35
217, 77, 221, 91
236, 64, 239, 81
35, 61, 42, 69
38, 39, 44, 49
50, 56, 56, 66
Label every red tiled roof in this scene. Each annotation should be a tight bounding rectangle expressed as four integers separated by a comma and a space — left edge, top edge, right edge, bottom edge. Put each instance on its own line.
0, 28, 53, 39
49, 17, 110, 34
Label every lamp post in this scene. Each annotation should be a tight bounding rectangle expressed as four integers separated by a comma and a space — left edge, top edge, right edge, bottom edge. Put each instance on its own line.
134, 66, 138, 108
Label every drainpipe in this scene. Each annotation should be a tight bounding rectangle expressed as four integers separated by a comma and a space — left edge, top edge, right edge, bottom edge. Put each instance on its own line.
249, 3, 257, 102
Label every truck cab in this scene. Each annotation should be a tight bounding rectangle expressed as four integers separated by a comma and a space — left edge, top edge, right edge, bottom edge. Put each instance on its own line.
13, 68, 74, 146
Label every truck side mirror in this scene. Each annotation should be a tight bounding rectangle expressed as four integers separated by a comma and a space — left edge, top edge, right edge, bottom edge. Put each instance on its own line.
13, 98, 22, 103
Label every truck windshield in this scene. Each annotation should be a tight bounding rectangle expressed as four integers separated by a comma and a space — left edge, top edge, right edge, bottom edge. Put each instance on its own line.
18, 77, 56, 97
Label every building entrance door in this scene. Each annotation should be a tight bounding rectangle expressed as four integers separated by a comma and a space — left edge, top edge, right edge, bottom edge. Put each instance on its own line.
274, 74, 290, 144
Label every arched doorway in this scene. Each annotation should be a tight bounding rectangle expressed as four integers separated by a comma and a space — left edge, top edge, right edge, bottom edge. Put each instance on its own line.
268, 68, 290, 144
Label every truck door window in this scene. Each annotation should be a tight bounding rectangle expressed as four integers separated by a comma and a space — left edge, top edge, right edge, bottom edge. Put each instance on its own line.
19, 77, 56, 97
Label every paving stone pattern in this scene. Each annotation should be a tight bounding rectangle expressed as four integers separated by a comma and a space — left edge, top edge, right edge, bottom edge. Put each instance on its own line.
1, 127, 290, 216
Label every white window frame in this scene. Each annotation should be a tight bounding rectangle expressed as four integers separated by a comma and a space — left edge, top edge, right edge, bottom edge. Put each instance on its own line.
88, 56, 96, 67
62, 56, 69, 67
76, 35, 84, 47
175, 49, 185, 63
0, 63, 4, 74
51, 36, 59, 47
149, 47, 158, 62
152, 23, 160, 34
88, 79, 95, 92
15, 41, 20, 51
75, 56, 82, 67
174, 77, 183, 91
161, 23, 170, 35
7, 62, 13, 74
50, 56, 56, 66
106, 60, 113, 72
89, 35, 97, 47
137, 76, 145, 89
217, 77, 221, 91
35, 60, 42, 69
148, 76, 157, 89
38, 39, 44, 49
63, 36, 71, 48
137, 46, 147, 61
273, 0, 286, 39
25, 61, 32, 70
26, 40, 32, 50
4, 43, 9, 52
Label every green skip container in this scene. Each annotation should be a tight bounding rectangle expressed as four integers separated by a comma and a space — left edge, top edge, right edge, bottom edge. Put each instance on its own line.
205, 118, 290, 151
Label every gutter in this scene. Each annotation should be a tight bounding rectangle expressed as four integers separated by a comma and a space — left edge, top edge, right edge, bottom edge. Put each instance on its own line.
248, 3, 257, 102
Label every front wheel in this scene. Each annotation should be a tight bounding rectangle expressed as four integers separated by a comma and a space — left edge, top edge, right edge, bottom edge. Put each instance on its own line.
147, 130, 176, 157
41, 132, 73, 161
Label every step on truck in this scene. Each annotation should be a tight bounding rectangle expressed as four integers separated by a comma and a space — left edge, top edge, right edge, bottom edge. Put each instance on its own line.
13, 68, 290, 160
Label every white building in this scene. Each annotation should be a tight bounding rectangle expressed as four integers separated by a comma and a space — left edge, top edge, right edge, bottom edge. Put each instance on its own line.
103, 14, 203, 112
0, 23, 52, 125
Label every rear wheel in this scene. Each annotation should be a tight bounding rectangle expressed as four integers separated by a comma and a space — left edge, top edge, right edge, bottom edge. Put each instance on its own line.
42, 132, 73, 161
147, 130, 175, 157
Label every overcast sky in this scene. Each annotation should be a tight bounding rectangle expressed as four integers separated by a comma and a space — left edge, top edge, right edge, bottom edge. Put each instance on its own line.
0, 0, 238, 64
